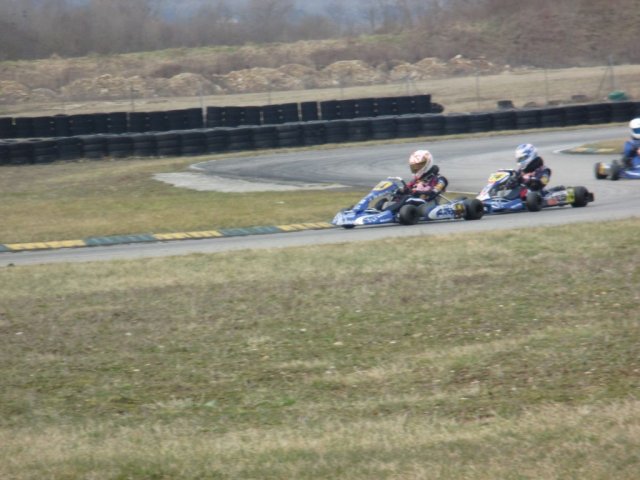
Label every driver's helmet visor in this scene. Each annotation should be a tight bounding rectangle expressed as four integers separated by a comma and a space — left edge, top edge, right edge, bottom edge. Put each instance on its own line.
410, 161, 425, 174
516, 154, 528, 165
633, 127, 640, 136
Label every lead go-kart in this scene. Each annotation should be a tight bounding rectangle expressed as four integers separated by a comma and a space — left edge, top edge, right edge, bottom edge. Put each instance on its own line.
332, 176, 484, 228
594, 160, 640, 180
476, 169, 594, 214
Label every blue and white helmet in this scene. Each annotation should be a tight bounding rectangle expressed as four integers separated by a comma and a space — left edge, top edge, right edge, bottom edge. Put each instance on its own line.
630, 118, 640, 139
514, 143, 538, 170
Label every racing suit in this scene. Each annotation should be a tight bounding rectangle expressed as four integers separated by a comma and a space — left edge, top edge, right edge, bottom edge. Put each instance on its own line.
517, 156, 551, 193
406, 170, 449, 201
622, 138, 640, 170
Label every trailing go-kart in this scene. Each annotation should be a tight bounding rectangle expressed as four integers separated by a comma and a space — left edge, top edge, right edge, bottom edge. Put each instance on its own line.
594, 160, 640, 180
332, 176, 484, 228
476, 169, 594, 214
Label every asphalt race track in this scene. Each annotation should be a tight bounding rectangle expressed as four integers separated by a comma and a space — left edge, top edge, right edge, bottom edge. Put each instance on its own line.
2, 125, 638, 266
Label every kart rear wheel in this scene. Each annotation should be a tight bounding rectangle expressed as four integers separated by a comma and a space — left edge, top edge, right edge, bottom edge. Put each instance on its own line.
463, 198, 484, 220
571, 186, 590, 207
525, 191, 543, 211
594, 162, 608, 180
342, 224, 355, 229
398, 204, 420, 225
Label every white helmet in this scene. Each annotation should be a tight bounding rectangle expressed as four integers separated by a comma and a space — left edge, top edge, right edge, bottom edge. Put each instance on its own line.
408, 150, 434, 177
630, 118, 640, 139
514, 143, 538, 171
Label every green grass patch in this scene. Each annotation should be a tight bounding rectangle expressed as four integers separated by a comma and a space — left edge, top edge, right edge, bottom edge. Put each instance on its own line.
1, 219, 639, 478
0, 155, 365, 243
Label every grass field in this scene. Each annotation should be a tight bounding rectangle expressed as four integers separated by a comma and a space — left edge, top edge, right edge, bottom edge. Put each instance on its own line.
1, 219, 639, 479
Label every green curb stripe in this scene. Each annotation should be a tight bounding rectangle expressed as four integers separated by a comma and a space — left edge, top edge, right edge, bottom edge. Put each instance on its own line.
84, 234, 157, 246
1, 222, 337, 252
562, 147, 618, 154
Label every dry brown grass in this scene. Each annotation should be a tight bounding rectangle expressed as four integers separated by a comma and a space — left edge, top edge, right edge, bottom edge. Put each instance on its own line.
3, 63, 639, 117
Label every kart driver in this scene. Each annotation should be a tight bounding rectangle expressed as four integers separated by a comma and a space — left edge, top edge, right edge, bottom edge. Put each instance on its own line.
622, 118, 640, 170
405, 149, 448, 202
514, 143, 551, 192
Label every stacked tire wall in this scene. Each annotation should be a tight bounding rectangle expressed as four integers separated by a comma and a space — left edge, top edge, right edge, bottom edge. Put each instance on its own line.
2, 100, 640, 165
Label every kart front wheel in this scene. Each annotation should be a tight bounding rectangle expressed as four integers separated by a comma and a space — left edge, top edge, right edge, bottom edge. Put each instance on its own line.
525, 191, 543, 211
463, 198, 484, 220
398, 204, 420, 225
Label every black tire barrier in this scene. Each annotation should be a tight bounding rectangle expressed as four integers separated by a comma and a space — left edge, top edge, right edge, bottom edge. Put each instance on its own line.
69, 114, 96, 136
325, 119, 349, 143
32, 139, 59, 164
0, 117, 13, 138
57, 136, 83, 160
7, 140, 34, 164
610, 101, 637, 122
347, 118, 371, 142
280, 103, 300, 123
107, 112, 128, 134
243, 106, 262, 126
204, 129, 228, 153
131, 133, 157, 157
252, 125, 279, 150
338, 100, 357, 119
413, 94, 432, 114
497, 100, 515, 109
2, 99, 636, 165
14, 117, 34, 138
301, 121, 327, 146
178, 130, 207, 156
564, 105, 589, 126
320, 100, 340, 121
106, 134, 134, 158
430, 102, 445, 114
276, 123, 304, 148
395, 96, 415, 115
226, 126, 254, 151
32, 116, 56, 137
586, 102, 612, 124
148, 111, 168, 132
355, 98, 376, 118
540, 107, 566, 128
80, 135, 107, 159
491, 110, 517, 131
0, 142, 10, 165
93, 113, 110, 134
155, 132, 181, 156
420, 114, 446, 136
444, 113, 471, 135
375, 97, 396, 116
53, 115, 71, 137
205, 106, 224, 128
469, 112, 493, 133
300, 101, 319, 122
128, 112, 150, 133
515, 108, 541, 130
396, 114, 422, 138
370, 115, 397, 140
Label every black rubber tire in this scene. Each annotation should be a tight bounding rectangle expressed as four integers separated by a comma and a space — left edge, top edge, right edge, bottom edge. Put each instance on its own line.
610, 161, 621, 181
571, 186, 590, 207
525, 191, 543, 211
398, 204, 420, 225
463, 198, 485, 220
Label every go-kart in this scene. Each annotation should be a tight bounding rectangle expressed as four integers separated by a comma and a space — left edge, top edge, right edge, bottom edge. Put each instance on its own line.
332, 176, 484, 228
594, 160, 640, 180
476, 169, 594, 214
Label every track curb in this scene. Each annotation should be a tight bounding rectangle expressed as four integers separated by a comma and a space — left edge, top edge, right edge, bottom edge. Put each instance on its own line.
1, 222, 335, 252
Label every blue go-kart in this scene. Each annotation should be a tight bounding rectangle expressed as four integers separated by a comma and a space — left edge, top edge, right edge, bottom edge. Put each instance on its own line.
332, 176, 484, 229
476, 169, 594, 214
594, 160, 640, 180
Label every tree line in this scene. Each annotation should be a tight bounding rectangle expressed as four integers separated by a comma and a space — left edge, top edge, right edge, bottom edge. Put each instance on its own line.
1, 0, 639, 67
